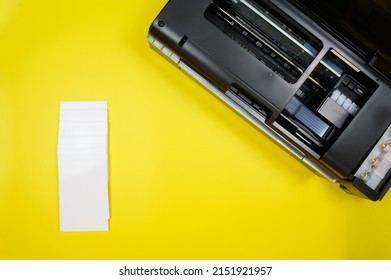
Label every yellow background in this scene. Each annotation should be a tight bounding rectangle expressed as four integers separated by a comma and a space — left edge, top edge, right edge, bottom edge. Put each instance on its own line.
1, 0, 391, 260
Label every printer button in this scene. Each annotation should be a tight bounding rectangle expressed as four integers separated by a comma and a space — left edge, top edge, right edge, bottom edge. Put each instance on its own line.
348, 80, 357, 90
353, 85, 366, 96
341, 76, 351, 85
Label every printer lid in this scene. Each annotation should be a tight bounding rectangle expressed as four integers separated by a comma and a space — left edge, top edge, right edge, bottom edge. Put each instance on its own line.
287, 0, 391, 80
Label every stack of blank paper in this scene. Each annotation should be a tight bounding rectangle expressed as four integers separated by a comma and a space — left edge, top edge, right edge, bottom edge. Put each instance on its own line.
58, 101, 109, 232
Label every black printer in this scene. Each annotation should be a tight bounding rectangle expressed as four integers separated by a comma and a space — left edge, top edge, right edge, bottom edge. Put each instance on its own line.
148, 0, 391, 201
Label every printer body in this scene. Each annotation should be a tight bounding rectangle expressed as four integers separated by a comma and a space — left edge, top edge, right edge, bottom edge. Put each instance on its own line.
148, 0, 391, 200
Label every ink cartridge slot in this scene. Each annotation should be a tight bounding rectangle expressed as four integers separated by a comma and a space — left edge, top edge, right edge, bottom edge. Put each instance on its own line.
278, 49, 379, 155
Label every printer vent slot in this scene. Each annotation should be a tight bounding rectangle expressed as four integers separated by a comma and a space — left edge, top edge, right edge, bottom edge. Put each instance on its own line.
229, 86, 271, 119
205, 0, 323, 84
178, 36, 188, 48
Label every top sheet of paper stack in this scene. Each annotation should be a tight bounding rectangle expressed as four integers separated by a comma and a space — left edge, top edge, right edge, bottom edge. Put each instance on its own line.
58, 101, 109, 232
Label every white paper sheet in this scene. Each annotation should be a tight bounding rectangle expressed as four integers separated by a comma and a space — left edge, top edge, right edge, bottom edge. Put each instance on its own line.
58, 101, 109, 232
